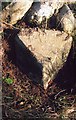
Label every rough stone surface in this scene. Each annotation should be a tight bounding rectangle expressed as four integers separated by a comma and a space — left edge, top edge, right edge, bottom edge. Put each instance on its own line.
15, 29, 72, 89
25, 1, 76, 28
1, 0, 33, 24
57, 4, 75, 34
25, 1, 63, 26
0, 0, 76, 37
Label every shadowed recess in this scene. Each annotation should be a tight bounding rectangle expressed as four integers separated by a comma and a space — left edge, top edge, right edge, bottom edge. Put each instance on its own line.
54, 40, 76, 90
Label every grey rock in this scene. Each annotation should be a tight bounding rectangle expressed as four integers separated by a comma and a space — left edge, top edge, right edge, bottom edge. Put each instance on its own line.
25, 1, 76, 32
15, 29, 72, 89
57, 4, 75, 34
25, 1, 63, 26
1, 0, 34, 25
1, 0, 76, 30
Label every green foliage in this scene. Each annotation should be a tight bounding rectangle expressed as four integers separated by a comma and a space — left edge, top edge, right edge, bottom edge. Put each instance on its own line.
2, 77, 14, 85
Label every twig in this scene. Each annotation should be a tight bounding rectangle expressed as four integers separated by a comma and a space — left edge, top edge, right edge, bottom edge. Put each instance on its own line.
0, 20, 19, 30
54, 89, 66, 99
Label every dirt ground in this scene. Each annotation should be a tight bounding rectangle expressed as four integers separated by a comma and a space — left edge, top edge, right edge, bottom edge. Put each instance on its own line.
2, 23, 76, 119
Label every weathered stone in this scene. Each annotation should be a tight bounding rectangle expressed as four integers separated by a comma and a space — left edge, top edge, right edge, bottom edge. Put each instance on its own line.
24, 1, 76, 30
25, 1, 63, 26
1, 0, 33, 25
57, 4, 75, 34
15, 29, 72, 89
68, 2, 76, 29
0, 0, 76, 29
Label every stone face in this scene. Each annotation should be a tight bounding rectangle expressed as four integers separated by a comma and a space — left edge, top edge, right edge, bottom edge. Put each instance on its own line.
15, 29, 72, 89
57, 4, 75, 34
1, 0, 76, 30
25, 1, 63, 26
1, 0, 33, 24
24, 1, 76, 28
